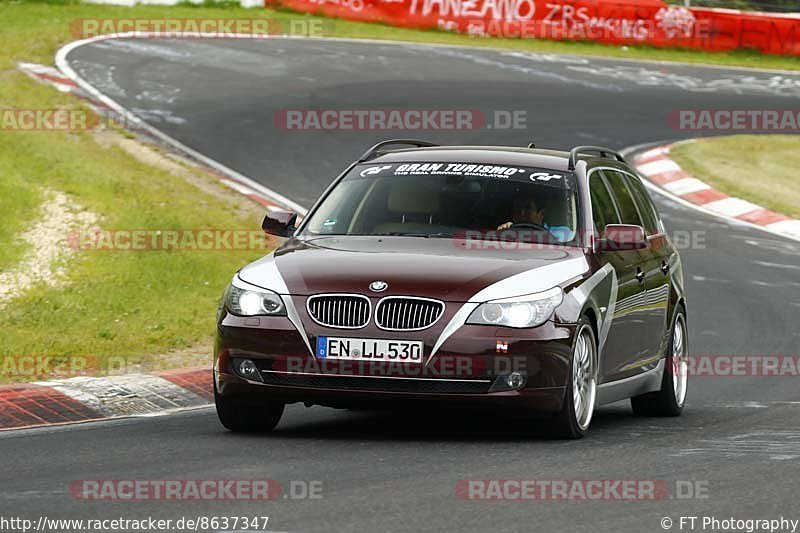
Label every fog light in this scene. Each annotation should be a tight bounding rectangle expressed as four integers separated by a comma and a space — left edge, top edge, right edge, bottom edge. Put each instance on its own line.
506, 372, 525, 390
238, 359, 259, 379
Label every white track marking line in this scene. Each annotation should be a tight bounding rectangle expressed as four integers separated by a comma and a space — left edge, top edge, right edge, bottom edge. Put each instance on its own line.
754, 261, 800, 271
220, 178, 257, 195
55, 34, 308, 215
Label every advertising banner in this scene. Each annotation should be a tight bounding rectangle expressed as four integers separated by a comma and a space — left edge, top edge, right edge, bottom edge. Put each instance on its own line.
264, 0, 800, 56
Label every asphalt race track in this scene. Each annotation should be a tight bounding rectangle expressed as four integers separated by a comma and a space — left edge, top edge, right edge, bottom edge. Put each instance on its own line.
3, 38, 800, 532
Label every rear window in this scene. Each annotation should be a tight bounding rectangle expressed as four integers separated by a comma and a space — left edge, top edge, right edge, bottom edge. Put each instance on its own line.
303, 162, 581, 244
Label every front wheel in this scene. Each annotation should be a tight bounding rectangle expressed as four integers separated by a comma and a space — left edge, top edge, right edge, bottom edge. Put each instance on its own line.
631, 308, 688, 417
552, 319, 598, 439
215, 385, 285, 433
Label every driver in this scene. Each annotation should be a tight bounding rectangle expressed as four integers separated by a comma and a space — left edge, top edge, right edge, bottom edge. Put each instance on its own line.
497, 192, 573, 242
497, 193, 546, 230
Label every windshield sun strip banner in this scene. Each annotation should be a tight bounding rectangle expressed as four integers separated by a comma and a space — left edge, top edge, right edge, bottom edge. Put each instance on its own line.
353, 162, 573, 185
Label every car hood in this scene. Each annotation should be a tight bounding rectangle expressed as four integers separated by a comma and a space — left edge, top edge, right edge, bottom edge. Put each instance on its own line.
238, 236, 590, 303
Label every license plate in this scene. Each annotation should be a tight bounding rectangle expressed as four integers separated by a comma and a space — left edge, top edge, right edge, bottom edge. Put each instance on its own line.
316, 337, 424, 363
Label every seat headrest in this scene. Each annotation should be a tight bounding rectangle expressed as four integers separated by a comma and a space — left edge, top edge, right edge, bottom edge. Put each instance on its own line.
544, 196, 568, 227
388, 182, 439, 213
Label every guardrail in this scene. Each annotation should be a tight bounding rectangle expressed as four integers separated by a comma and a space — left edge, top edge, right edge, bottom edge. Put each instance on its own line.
669, 1, 799, 14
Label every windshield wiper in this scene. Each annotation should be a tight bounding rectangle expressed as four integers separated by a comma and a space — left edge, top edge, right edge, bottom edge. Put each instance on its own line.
370, 232, 453, 238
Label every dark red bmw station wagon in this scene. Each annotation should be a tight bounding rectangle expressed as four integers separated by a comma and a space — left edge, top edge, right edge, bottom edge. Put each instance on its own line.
214, 140, 689, 438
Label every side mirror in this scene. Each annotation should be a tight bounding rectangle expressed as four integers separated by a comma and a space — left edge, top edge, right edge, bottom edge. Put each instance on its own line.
601, 224, 648, 251
262, 210, 298, 238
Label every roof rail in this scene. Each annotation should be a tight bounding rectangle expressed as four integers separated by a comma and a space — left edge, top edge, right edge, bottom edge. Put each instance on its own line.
358, 139, 438, 162
568, 145, 626, 170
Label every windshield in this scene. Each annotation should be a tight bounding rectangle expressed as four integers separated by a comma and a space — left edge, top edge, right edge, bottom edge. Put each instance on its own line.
302, 162, 580, 244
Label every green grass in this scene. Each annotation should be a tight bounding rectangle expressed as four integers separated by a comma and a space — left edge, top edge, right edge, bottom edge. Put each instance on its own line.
670, 135, 800, 219
0, 107, 267, 376
0, 159, 42, 271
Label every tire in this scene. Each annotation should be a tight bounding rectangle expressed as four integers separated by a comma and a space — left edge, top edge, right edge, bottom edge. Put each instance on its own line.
631, 307, 688, 417
214, 385, 285, 433
552, 318, 598, 439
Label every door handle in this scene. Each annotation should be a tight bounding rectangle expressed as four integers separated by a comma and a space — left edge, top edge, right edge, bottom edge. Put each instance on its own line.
660, 260, 670, 274
635, 268, 645, 283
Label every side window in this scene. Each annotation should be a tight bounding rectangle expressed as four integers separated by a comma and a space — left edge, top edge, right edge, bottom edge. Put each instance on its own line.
625, 174, 663, 235
589, 173, 620, 238
603, 170, 642, 226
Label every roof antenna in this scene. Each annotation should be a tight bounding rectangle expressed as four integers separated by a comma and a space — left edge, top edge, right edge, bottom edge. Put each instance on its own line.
527, 142, 536, 148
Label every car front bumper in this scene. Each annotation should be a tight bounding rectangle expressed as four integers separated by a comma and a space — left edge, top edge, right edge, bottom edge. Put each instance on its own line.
214, 310, 577, 413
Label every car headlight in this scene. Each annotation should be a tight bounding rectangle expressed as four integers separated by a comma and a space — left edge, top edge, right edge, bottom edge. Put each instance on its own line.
226, 284, 286, 316
467, 287, 563, 328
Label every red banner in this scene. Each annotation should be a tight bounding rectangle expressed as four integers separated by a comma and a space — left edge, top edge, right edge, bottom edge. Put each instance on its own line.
266, 0, 800, 56
692, 8, 800, 56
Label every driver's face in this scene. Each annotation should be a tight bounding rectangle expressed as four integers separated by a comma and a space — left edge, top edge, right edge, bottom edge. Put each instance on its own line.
513, 196, 545, 225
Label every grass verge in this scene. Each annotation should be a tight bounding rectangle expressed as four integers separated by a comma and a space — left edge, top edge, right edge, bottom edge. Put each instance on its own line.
669, 135, 800, 219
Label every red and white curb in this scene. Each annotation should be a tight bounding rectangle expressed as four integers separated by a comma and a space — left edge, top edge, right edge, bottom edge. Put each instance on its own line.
8, 43, 312, 431
18, 62, 80, 93
0, 367, 211, 431
633, 143, 800, 242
